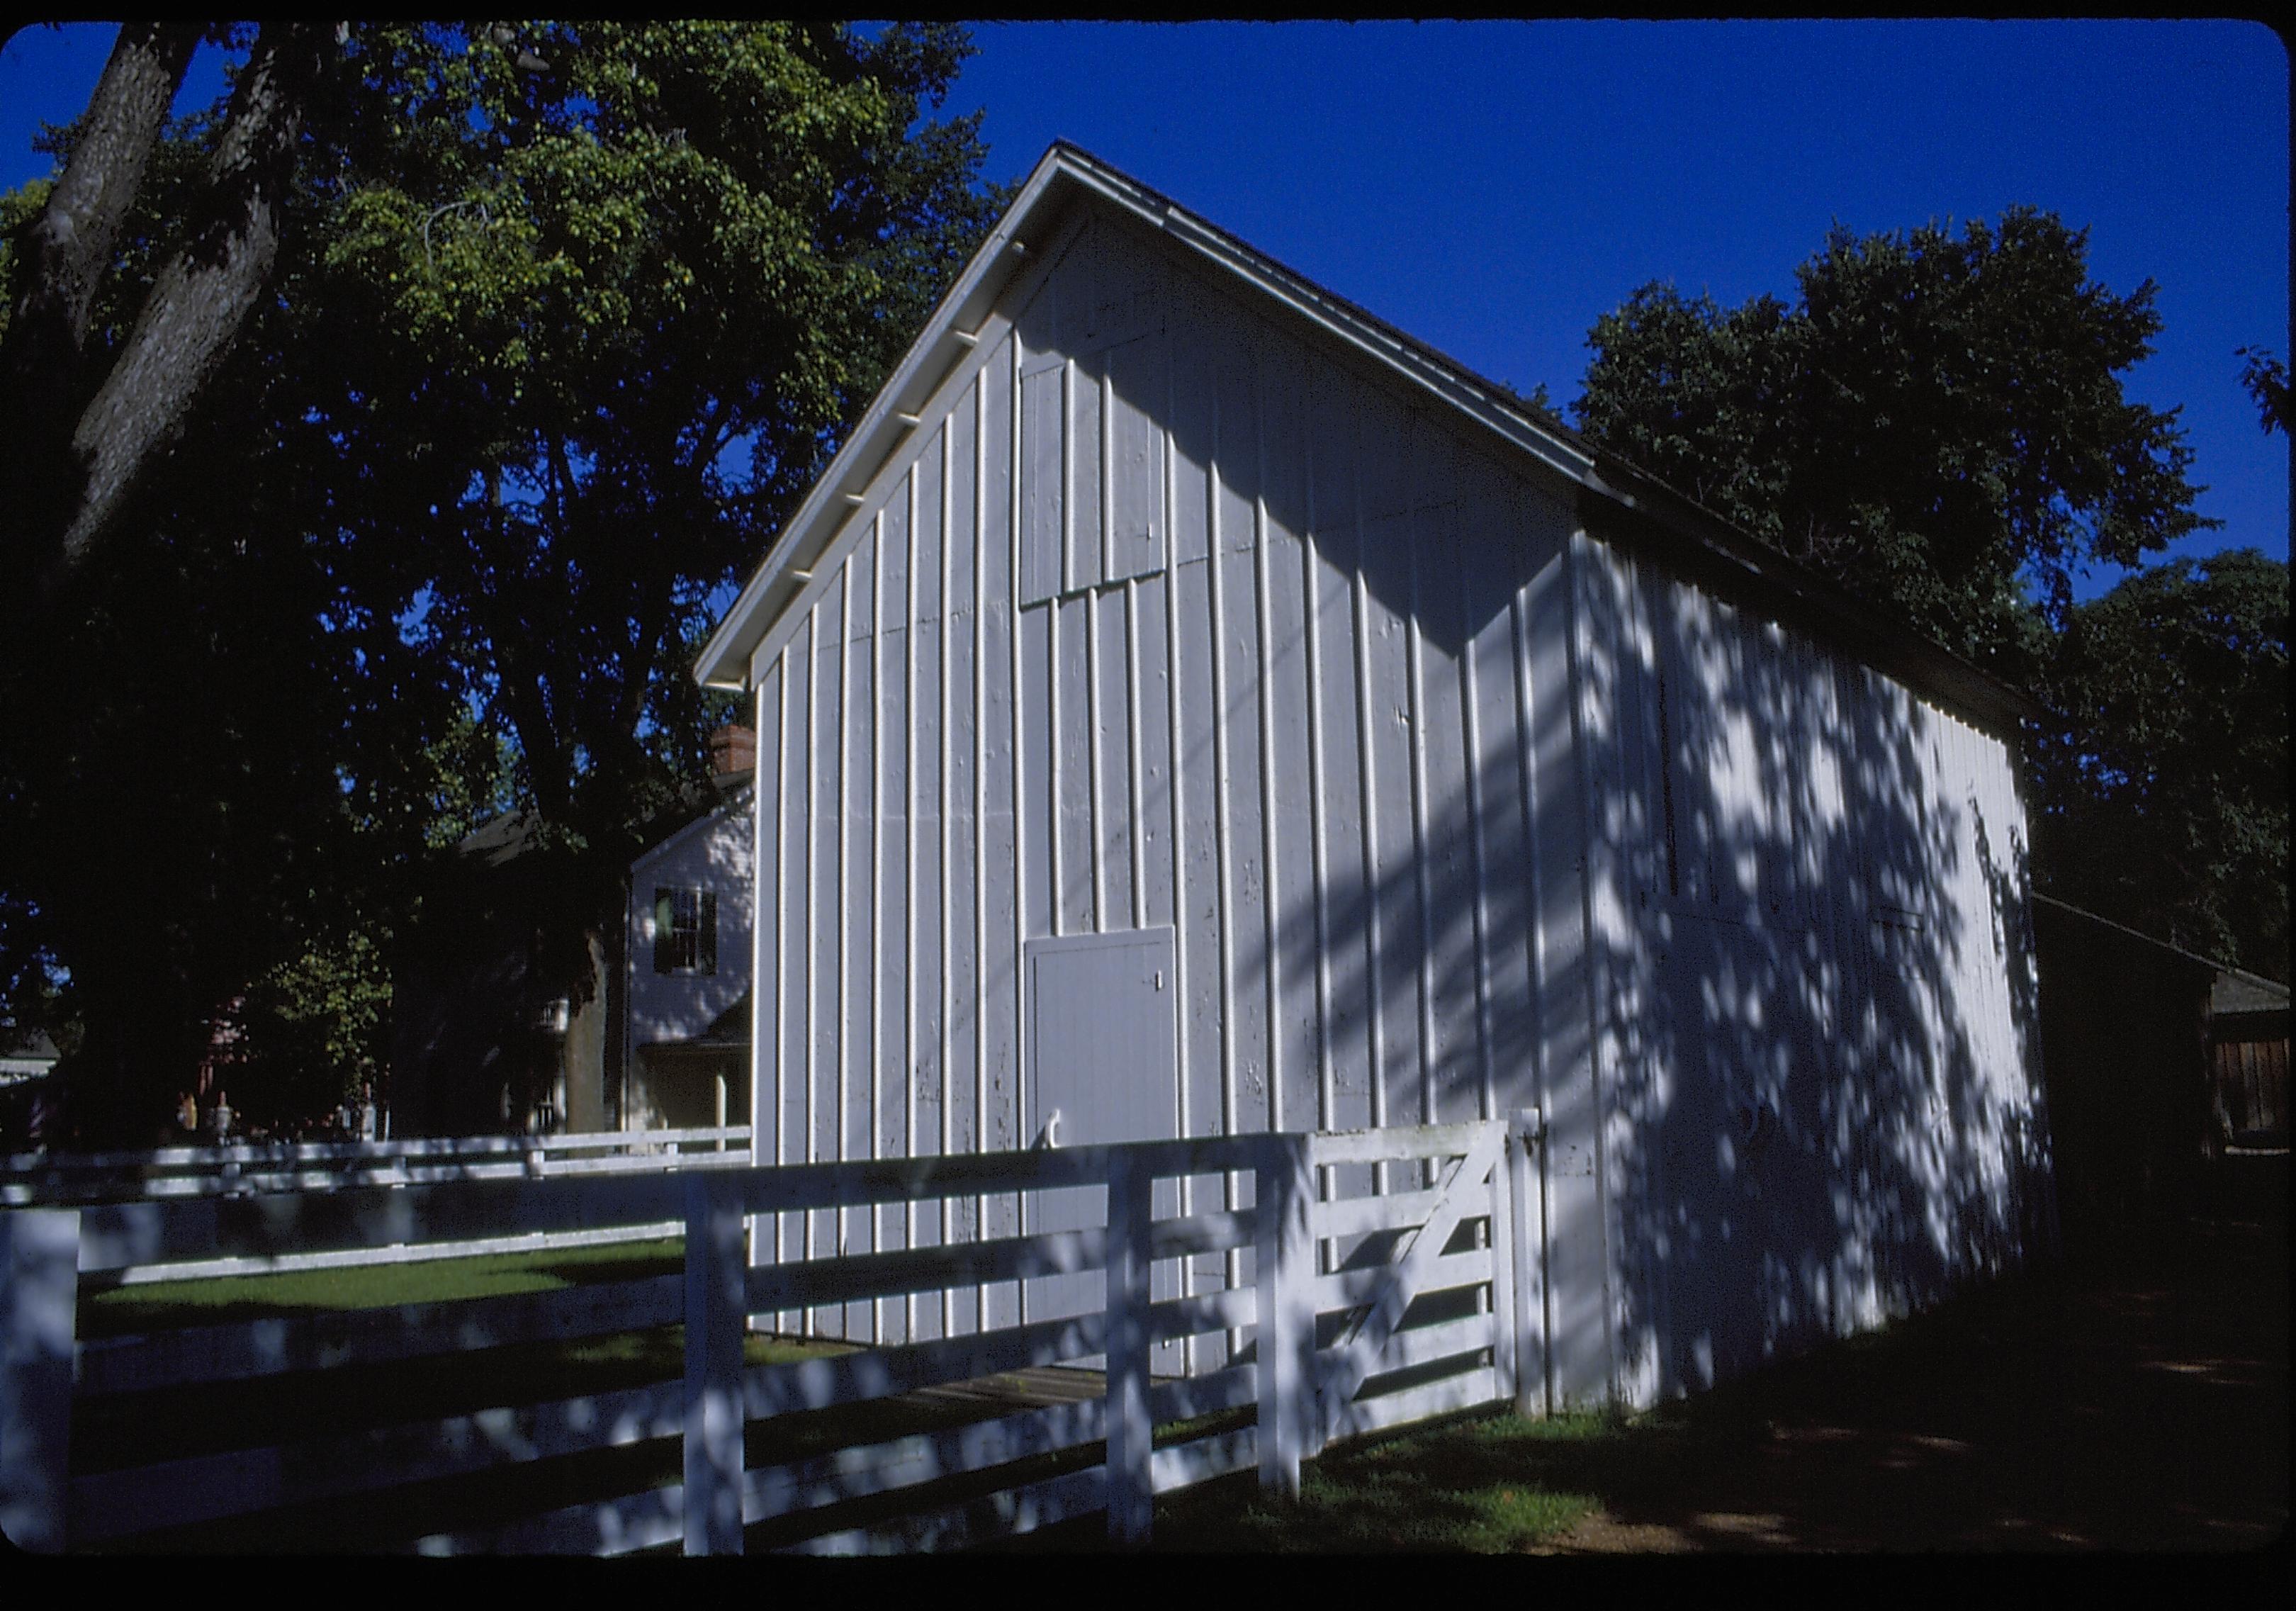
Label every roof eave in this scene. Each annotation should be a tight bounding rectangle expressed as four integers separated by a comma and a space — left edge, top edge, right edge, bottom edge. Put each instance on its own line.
1577, 452, 2054, 734
692, 148, 1088, 691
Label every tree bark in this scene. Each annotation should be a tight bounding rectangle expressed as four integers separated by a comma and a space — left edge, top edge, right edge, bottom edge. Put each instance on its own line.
0, 23, 199, 575
44, 22, 330, 596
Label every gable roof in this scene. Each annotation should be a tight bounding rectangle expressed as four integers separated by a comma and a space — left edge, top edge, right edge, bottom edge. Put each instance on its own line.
631, 775, 753, 877
694, 142, 2047, 734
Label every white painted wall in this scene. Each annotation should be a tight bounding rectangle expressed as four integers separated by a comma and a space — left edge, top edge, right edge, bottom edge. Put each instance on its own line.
735, 194, 2049, 1409
624, 787, 755, 1130
1570, 526, 2050, 1408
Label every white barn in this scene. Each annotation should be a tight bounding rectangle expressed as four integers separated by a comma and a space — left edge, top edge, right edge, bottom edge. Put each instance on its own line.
694, 144, 2056, 1411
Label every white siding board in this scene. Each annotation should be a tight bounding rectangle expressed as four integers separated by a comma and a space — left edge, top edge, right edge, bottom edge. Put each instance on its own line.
1071, 354, 1104, 593
753, 661, 784, 1307
1264, 539, 1317, 1139
1097, 583, 1136, 933
843, 543, 877, 1341
1360, 506, 1419, 1171
1107, 335, 1168, 583
1053, 594, 1093, 935
983, 333, 1022, 1334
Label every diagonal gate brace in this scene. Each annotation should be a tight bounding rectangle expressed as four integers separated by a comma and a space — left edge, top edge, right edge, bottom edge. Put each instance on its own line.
1312, 1123, 1505, 1447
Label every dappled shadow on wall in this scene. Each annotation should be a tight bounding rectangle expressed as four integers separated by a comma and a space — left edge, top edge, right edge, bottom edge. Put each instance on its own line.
1224, 509, 2049, 1407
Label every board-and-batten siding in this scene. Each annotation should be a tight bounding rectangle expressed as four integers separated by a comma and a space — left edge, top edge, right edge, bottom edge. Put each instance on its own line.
1570, 525, 2051, 1408
742, 211, 1592, 1375
738, 202, 2048, 1412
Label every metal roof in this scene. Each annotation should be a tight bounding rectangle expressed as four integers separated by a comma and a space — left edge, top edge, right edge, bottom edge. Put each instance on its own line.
693, 141, 2047, 734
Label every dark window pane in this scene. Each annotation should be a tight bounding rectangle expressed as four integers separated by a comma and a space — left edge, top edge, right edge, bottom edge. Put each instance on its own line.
653, 888, 676, 974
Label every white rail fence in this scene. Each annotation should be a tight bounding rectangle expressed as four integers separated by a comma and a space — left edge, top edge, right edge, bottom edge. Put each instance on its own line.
3, 1128, 755, 1284
3, 1126, 758, 1203
0, 1114, 1544, 1554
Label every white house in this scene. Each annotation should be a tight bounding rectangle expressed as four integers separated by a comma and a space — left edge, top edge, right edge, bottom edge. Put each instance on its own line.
619, 731, 757, 1135
693, 144, 2056, 1411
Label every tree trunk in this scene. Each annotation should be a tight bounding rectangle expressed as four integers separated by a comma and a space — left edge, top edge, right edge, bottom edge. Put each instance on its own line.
0, 22, 198, 576
45, 22, 330, 596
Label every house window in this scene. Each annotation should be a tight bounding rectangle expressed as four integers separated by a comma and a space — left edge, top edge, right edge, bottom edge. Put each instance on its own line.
653, 887, 718, 975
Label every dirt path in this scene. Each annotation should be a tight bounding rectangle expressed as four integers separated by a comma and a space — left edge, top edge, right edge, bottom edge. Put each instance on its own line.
1546, 1171, 2288, 1553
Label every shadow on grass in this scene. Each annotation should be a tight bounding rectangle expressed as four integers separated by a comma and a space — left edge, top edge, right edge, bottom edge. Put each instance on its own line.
74, 1172, 2289, 1554
1012, 1199, 2288, 1555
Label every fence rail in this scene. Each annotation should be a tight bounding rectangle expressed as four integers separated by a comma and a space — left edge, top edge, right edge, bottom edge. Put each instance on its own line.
3, 1126, 755, 1203
4, 1127, 755, 1284
0, 1112, 1545, 1555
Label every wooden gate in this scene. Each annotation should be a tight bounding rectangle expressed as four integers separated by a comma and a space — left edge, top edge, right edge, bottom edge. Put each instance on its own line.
1282, 1115, 1546, 1456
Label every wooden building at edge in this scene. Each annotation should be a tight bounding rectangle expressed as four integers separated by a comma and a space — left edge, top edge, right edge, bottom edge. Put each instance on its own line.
693, 144, 2057, 1412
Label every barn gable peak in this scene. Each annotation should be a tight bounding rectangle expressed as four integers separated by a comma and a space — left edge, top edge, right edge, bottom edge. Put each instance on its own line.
694, 142, 2042, 733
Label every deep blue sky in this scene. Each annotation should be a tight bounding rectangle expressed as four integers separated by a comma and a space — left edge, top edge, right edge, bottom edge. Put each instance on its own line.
4, 19, 2285, 597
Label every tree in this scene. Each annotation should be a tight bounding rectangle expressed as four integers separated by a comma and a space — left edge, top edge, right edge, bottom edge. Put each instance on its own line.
1, 23, 332, 605
1572, 210, 2215, 670
2029, 550, 2289, 982
0, 21, 999, 1140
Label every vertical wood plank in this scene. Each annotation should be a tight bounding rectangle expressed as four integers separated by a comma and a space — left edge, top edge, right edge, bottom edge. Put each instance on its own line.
1070, 354, 1104, 592
0, 1208, 79, 1554
1486, 1117, 1519, 1412
1508, 1107, 1549, 1418
848, 535, 877, 1342
902, 466, 922, 1342
1254, 1132, 1313, 1496
1020, 361, 1064, 605
1161, 313, 1205, 1370
782, 616, 815, 1330
1103, 1147, 1154, 1545
1204, 354, 1247, 1340
937, 409, 961, 1340
1406, 520, 1439, 1146
1256, 476, 1284, 1133
753, 661, 785, 1305
993, 330, 1025, 1332
809, 577, 845, 1336
682, 1174, 745, 1555
872, 500, 896, 1345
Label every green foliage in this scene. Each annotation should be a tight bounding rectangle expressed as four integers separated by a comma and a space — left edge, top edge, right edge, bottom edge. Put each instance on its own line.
231, 927, 393, 1124
0, 21, 998, 1138
0, 176, 54, 346
286, 20, 996, 846
2237, 345, 2288, 436
2030, 549, 2290, 981
416, 706, 522, 853
1573, 210, 2215, 670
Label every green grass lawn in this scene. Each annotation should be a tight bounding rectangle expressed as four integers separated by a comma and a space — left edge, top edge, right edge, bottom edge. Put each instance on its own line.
1149, 1410, 1607, 1552
978, 1407, 1609, 1555
78, 1235, 693, 1337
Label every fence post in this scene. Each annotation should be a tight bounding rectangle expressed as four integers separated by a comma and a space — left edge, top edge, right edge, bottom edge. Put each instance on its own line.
1485, 1121, 1519, 1413
1104, 1146, 1154, 1546
1, 1208, 79, 1554
683, 1171, 746, 1556
1255, 1133, 1312, 1500
1507, 1108, 1547, 1420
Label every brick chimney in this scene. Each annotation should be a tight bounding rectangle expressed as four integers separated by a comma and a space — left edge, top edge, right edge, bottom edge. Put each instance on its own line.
709, 722, 756, 778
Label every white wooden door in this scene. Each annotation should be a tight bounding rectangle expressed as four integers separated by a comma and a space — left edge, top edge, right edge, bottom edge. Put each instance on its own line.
1024, 926, 1180, 1367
